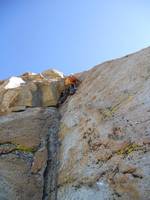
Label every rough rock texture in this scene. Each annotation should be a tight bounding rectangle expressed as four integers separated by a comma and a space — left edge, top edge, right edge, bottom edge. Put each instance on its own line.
0, 107, 60, 200
0, 48, 150, 200
0, 69, 65, 114
58, 47, 150, 200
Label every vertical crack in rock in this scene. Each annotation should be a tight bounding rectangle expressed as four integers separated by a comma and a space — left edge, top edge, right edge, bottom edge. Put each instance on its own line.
42, 110, 60, 200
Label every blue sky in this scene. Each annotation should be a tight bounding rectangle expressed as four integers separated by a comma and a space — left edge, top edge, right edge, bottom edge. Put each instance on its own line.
0, 0, 150, 79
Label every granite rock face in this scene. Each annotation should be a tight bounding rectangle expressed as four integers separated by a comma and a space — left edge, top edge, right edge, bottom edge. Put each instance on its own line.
0, 48, 150, 200
0, 107, 60, 200
0, 69, 65, 114
58, 47, 150, 200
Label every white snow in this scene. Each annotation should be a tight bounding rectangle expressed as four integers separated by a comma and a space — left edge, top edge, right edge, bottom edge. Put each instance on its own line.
5, 76, 25, 89
30, 72, 37, 75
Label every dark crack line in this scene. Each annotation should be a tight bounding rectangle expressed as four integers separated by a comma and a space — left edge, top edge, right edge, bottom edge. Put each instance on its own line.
42, 112, 60, 200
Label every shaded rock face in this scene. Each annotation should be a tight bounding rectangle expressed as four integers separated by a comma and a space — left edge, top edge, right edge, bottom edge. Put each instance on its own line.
58, 47, 150, 200
0, 107, 60, 200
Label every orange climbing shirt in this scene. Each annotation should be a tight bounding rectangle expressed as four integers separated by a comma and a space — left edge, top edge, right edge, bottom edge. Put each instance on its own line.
64, 75, 78, 86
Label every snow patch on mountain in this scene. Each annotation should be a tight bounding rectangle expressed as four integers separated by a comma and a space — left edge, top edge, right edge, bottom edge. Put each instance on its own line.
5, 77, 25, 89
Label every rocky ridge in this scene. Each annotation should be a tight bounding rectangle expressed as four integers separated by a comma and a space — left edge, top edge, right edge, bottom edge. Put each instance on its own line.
0, 69, 64, 114
0, 48, 150, 200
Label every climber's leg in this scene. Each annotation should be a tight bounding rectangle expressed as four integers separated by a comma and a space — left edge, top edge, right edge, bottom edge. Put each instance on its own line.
69, 84, 76, 95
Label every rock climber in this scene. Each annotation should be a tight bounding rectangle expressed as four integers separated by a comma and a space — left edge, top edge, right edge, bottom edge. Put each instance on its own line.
64, 74, 79, 95
58, 74, 80, 105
